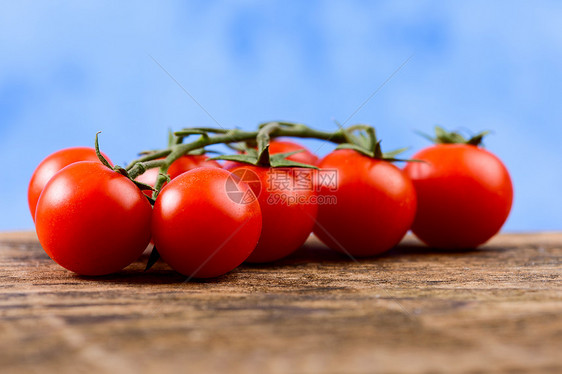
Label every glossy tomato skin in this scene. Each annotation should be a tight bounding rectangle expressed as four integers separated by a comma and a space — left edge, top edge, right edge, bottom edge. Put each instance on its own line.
229, 165, 318, 263
35, 161, 152, 276
404, 144, 513, 249
28, 147, 112, 220
152, 167, 262, 278
313, 149, 417, 257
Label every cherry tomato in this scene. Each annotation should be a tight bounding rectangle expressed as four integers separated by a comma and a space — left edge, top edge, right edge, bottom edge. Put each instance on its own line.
135, 155, 220, 196
404, 144, 513, 249
229, 165, 318, 263
35, 161, 152, 276
28, 147, 111, 220
313, 149, 417, 257
152, 167, 262, 278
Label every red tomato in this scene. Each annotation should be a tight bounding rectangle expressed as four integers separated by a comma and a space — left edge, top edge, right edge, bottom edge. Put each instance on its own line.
229, 165, 318, 263
404, 144, 513, 249
35, 161, 152, 276
152, 167, 262, 278
135, 155, 221, 196
28, 147, 111, 220
313, 149, 417, 257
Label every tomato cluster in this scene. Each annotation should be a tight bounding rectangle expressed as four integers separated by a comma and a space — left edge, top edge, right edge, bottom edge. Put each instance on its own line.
29, 125, 513, 278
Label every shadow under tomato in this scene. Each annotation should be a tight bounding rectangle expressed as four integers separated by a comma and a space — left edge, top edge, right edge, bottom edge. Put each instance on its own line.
243, 234, 486, 268
75, 268, 186, 285
74, 235, 489, 284
75, 251, 238, 285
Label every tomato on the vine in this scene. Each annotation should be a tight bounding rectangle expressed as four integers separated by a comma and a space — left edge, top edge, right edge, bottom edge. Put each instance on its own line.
229, 165, 318, 263
35, 161, 152, 276
28, 147, 112, 220
151, 167, 262, 278
404, 142, 513, 249
313, 149, 417, 257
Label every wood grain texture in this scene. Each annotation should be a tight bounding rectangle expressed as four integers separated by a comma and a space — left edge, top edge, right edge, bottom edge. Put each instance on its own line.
0, 231, 561, 374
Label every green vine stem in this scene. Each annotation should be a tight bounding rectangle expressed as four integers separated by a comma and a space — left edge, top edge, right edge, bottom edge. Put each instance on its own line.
125, 122, 348, 199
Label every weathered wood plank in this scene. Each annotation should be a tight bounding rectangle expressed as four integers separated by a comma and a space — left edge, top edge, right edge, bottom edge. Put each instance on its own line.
0, 231, 561, 374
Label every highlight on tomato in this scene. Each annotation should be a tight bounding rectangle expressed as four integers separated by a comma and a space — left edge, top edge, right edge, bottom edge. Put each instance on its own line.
35, 161, 152, 276
313, 127, 417, 257
28, 147, 112, 220
404, 126, 513, 249
151, 167, 262, 278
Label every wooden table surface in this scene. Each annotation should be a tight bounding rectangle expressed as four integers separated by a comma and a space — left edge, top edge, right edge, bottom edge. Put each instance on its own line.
0, 231, 560, 374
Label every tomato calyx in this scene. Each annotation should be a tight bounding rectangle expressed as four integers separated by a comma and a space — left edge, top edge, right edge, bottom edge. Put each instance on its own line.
212, 122, 319, 169
336, 124, 412, 162
417, 126, 491, 146
95, 132, 157, 203
213, 149, 318, 168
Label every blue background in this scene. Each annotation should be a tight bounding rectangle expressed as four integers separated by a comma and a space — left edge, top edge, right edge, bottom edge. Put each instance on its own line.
1, 1, 560, 231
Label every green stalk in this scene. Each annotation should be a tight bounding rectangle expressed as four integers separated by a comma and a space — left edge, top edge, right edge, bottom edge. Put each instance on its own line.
126, 122, 348, 199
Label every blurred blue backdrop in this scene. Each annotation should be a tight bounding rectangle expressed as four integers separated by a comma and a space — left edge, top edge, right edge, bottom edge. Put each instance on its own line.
1, 1, 560, 231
